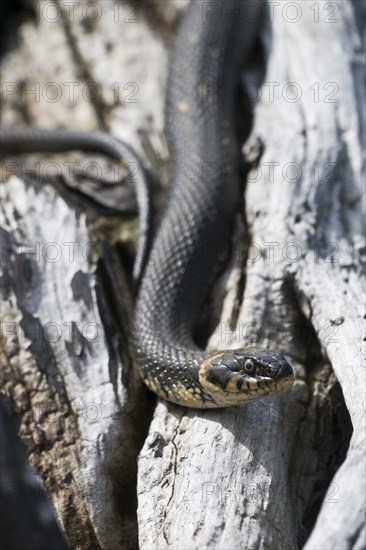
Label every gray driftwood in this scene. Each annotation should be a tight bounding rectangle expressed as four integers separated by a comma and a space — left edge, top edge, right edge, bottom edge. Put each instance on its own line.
0, 1, 364, 549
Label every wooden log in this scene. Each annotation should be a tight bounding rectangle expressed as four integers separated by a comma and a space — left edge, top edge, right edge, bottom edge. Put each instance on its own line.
0, 174, 155, 549
1, 1, 364, 549
138, 1, 365, 548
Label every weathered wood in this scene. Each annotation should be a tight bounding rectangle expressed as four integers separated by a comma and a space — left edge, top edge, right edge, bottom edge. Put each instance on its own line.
1, 1, 364, 549
1, 1, 175, 546
0, 174, 155, 549
245, 2, 365, 548
138, 1, 365, 548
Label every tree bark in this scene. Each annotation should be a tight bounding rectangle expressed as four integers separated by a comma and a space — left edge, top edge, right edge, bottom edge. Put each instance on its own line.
1, 1, 364, 549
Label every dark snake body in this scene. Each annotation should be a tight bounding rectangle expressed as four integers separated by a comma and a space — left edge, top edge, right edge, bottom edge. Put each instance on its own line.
0, 129, 151, 286
133, 0, 294, 407
0, 0, 294, 408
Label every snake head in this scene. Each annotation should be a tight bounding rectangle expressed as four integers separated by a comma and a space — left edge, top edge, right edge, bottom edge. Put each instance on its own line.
198, 349, 294, 406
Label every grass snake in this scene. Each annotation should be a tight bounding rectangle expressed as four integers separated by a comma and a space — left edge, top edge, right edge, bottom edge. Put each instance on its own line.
0, 0, 294, 408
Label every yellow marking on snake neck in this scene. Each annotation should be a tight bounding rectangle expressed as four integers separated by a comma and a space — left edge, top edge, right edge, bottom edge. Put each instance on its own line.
198, 352, 226, 395
143, 375, 218, 409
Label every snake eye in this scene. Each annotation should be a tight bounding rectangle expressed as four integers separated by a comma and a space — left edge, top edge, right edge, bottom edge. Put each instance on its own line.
244, 359, 255, 374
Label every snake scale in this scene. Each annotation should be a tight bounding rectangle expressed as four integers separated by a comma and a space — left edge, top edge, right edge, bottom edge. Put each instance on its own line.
1, 0, 294, 408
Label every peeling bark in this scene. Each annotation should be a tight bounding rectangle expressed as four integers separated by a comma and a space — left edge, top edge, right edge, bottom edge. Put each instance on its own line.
0, 1, 364, 549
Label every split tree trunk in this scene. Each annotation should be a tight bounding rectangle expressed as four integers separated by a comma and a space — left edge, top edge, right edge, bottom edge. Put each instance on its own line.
1, 1, 365, 549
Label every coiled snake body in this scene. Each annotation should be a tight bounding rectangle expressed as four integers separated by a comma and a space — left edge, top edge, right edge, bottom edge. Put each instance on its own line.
133, 0, 294, 407
1, 0, 294, 408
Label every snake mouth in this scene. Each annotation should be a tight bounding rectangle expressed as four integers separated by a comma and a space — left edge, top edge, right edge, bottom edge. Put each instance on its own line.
263, 372, 295, 394
226, 370, 294, 398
